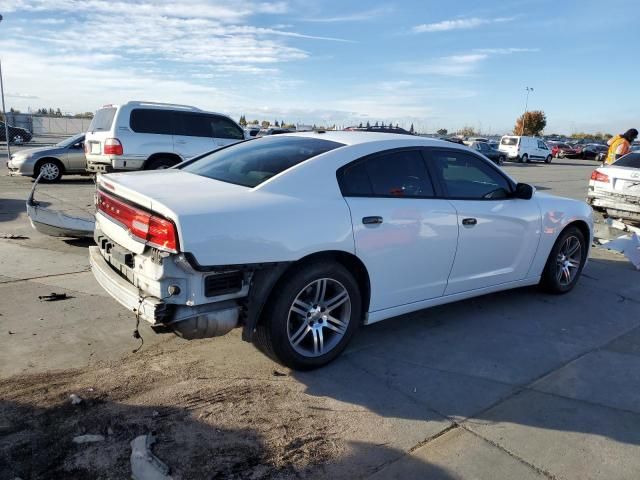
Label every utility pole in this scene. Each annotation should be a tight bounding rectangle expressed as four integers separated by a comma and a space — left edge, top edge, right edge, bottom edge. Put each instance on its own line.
0, 15, 11, 161
520, 86, 533, 136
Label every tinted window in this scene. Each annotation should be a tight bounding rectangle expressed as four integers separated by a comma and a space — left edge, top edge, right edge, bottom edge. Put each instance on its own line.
89, 107, 116, 131
501, 137, 519, 146
340, 150, 434, 198
129, 109, 173, 135
476, 142, 490, 151
613, 153, 640, 168
431, 150, 512, 199
538, 141, 548, 149
211, 116, 244, 140
175, 112, 213, 137
182, 136, 343, 187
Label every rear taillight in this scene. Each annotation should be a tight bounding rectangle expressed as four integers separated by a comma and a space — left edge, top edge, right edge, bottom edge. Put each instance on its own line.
590, 170, 609, 183
103, 138, 123, 155
84, 142, 89, 154
97, 191, 178, 252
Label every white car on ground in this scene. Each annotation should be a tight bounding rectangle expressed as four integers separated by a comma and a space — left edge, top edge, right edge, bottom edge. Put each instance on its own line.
90, 132, 593, 369
587, 152, 640, 223
499, 135, 552, 163
84, 101, 247, 173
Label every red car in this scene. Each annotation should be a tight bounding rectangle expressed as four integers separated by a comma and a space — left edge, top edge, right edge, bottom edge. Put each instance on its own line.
552, 143, 579, 158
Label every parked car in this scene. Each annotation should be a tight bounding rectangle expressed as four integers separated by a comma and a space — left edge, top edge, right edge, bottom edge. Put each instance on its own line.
551, 143, 575, 158
470, 141, 506, 165
498, 136, 552, 163
463, 136, 489, 146
258, 127, 293, 136
7, 133, 85, 182
245, 126, 261, 137
90, 132, 592, 370
569, 143, 608, 160
587, 152, 640, 223
351, 126, 413, 135
84, 101, 248, 173
440, 136, 465, 145
0, 121, 32, 144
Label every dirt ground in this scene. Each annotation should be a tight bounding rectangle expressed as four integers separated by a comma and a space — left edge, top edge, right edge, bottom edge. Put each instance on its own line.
0, 337, 350, 479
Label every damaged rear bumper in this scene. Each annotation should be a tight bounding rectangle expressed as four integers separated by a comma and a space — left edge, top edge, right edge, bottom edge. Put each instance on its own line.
588, 191, 640, 222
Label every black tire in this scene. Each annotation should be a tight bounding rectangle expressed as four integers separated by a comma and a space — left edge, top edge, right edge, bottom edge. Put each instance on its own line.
11, 134, 25, 144
497, 156, 505, 166
539, 226, 587, 294
35, 159, 63, 183
545, 155, 552, 164
254, 261, 361, 370
521, 154, 529, 163
145, 157, 177, 170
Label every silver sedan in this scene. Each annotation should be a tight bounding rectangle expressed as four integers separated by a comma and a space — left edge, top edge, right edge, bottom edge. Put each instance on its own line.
7, 133, 87, 182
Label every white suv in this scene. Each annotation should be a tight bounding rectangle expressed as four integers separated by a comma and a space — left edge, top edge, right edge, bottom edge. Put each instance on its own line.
499, 135, 552, 163
85, 101, 247, 172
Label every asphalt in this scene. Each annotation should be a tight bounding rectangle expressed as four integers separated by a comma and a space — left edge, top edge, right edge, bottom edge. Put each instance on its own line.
1, 142, 639, 479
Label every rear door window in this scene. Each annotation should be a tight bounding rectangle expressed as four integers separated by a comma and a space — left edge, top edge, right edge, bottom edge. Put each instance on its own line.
89, 107, 116, 132
430, 149, 513, 200
174, 112, 213, 137
182, 136, 343, 187
211, 115, 244, 140
501, 137, 519, 146
339, 149, 435, 198
129, 109, 174, 135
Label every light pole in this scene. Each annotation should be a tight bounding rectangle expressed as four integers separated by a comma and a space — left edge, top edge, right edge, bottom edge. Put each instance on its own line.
520, 86, 533, 135
0, 14, 11, 161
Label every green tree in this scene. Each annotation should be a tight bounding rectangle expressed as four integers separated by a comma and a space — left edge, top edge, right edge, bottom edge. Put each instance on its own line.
274, 120, 280, 127
410, 123, 415, 134
514, 110, 547, 136
366, 121, 371, 128
261, 120, 270, 128
238, 115, 247, 127
358, 122, 363, 128
437, 128, 448, 136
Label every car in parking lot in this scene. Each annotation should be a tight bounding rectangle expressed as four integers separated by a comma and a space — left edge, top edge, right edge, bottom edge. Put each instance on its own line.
90, 132, 593, 370
469, 140, 506, 165
84, 101, 247, 173
564, 143, 607, 160
7, 133, 86, 182
587, 152, 640, 223
499, 135, 552, 163
0, 121, 32, 144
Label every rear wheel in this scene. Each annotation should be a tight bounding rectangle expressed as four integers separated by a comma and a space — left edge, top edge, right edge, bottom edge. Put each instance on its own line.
539, 226, 587, 294
254, 261, 361, 370
35, 159, 63, 182
145, 157, 177, 170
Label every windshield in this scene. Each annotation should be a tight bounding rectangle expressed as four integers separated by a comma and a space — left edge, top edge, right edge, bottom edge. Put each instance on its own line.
501, 137, 519, 146
181, 136, 344, 187
88, 107, 116, 132
56, 133, 84, 147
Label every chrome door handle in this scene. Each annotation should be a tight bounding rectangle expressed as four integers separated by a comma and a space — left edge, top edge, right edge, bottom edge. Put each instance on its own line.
362, 216, 383, 225
462, 218, 477, 226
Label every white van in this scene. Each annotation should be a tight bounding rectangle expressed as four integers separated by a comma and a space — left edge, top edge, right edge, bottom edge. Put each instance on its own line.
499, 136, 552, 163
85, 101, 247, 172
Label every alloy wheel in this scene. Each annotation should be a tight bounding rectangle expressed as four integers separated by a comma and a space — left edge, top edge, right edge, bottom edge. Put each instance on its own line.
287, 278, 351, 358
40, 162, 60, 181
555, 235, 582, 286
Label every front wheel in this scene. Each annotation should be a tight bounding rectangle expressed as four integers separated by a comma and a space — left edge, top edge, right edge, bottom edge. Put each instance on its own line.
539, 226, 587, 294
521, 154, 529, 163
11, 134, 25, 145
35, 159, 63, 182
497, 156, 505, 166
545, 155, 552, 164
254, 261, 361, 370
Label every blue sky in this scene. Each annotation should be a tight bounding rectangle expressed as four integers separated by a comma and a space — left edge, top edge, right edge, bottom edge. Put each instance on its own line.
0, 0, 637, 134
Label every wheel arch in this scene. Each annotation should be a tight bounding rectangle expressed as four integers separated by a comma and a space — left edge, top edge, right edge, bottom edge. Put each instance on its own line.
143, 152, 183, 169
35, 156, 65, 174
242, 250, 371, 342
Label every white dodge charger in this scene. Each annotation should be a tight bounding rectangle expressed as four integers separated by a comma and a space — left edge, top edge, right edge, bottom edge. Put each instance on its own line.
90, 132, 593, 369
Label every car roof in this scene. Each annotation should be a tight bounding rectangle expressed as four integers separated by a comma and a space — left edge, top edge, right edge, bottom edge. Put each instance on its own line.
277, 130, 451, 147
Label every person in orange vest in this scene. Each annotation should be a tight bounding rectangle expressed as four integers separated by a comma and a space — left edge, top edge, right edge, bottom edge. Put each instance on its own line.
605, 128, 638, 164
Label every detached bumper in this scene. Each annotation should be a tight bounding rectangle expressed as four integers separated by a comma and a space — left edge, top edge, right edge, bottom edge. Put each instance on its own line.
89, 246, 168, 324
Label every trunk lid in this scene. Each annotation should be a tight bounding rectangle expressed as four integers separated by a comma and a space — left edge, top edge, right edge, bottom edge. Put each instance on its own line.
606, 166, 640, 195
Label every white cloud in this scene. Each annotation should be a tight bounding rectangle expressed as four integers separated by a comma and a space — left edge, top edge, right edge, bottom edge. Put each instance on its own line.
301, 6, 393, 23
475, 48, 540, 54
412, 16, 515, 33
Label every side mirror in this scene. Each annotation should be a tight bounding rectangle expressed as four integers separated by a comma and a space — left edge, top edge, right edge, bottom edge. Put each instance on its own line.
514, 183, 534, 200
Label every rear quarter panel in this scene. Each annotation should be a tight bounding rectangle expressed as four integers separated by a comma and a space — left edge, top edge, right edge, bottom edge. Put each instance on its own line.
526, 193, 593, 277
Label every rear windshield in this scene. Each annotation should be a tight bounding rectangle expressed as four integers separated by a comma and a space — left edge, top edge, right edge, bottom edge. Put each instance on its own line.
181, 136, 344, 187
501, 137, 519, 146
89, 107, 116, 132
613, 153, 640, 168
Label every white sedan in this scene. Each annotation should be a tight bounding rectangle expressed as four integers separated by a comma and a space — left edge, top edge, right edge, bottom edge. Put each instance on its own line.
587, 152, 640, 223
90, 132, 593, 370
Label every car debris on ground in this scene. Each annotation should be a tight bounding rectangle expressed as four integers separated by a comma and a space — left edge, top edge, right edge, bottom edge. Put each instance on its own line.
38, 293, 69, 302
130, 434, 173, 480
